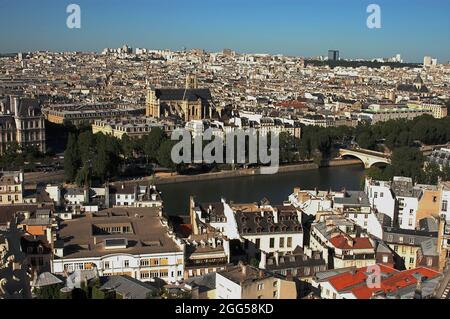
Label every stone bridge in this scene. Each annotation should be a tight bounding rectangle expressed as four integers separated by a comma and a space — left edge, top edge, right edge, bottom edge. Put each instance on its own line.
339, 148, 391, 169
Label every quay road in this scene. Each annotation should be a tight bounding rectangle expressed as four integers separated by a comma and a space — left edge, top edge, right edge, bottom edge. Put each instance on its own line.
24, 170, 66, 185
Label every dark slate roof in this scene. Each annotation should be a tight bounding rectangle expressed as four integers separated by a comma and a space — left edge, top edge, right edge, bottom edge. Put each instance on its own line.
17, 98, 42, 117
236, 207, 302, 235
397, 84, 429, 93
383, 226, 437, 246
100, 275, 158, 299
418, 217, 439, 232
33, 272, 64, 288
185, 272, 216, 293
265, 248, 326, 271
155, 88, 212, 102
198, 202, 225, 221
420, 238, 438, 257
334, 191, 370, 207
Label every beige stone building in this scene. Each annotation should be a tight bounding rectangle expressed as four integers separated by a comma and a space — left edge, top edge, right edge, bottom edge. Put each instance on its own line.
0, 171, 24, 205
0, 96, 46, 155
146, 75, 214, 121
216, 263, 297, 299
92, 117, 165, 139
416, 185, 441, 227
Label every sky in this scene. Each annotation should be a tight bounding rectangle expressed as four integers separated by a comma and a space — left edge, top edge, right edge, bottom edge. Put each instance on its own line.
0, 0, 449, 63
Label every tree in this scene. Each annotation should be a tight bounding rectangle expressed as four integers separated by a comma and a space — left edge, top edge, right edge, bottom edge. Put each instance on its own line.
157, 140, 177, 171
64, 133, 80, 182
75, 163, 91, 187
441, 165, 450, 182
121, 134, 135, 160
279, 132, 297, 163
356, 131, 377, 150
77, 130, 96, 164
422, 162, 441, 185
391, 147, 424, 183
143, 128, 167, 163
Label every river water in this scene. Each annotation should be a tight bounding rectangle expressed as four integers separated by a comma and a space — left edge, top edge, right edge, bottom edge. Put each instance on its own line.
158, 165, 365, 216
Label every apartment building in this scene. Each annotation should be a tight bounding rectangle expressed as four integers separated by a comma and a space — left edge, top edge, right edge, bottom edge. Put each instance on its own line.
383, 227, 438, 270
44, 103, 144, 126
392, 177, 420, 230
232, 202, 304, 263
359, 108, 432, 124
92, 117, 165, 139
263, 247, 327, 284
309, 214, 376, 269
51, 207, 185, 284
365, 179, 396, 221
288, 188, 334, 216
184, 234, 229, 278
334, 190, 383, 239
313, 264, 441, 299
408, 101, 448, 119
0, 96, 46, 154
216, 263, 297, 299
0, 171, 24, 205
111, 184, 163, 208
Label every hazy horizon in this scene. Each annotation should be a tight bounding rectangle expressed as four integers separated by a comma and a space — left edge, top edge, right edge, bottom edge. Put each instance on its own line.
1, 0, 449, 63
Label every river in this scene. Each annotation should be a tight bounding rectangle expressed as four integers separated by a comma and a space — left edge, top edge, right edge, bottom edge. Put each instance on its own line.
158, 165, 365, 216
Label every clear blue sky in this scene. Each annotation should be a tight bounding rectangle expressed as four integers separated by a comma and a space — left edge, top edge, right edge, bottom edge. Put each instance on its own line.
0, 0, 449, 62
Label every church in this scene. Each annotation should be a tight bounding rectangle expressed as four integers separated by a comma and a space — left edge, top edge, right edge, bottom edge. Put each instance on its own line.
396, 74, 431, 97
146, 75, 214, 121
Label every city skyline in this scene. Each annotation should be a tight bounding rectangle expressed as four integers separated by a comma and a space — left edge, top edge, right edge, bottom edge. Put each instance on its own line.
0, 0, 449, 63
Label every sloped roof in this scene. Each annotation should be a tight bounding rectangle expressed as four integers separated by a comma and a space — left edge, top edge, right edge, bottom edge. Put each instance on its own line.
155, 88, 212, 102
100, 275, 158, 299
33, 272, 64, 288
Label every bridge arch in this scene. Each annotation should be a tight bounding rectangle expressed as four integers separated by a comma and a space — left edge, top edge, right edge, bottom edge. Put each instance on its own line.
339, 149, 391, 169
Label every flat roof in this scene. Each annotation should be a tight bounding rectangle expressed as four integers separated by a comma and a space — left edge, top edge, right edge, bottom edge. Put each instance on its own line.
57, 207, 182, 259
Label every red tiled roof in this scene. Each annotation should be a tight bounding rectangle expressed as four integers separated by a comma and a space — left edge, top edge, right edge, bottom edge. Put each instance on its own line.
350, 267, 441, 299
326, 264, 440, 299
328, 264, 397, 291
329, 234, 374, 250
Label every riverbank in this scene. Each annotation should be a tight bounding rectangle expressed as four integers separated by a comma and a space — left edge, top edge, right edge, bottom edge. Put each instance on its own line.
154, 159, 362, 185
158, 164, 366, 215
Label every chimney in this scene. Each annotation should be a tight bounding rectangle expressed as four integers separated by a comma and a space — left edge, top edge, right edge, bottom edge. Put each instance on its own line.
347, 237, 354, 247
189, 196, 199, 235
242, 265, 247, 276
259, 270, 264, 279
438, 214, 447, 272
11, 96, 19, 116
273, 209, 279, 224
46, 228, 53, 245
